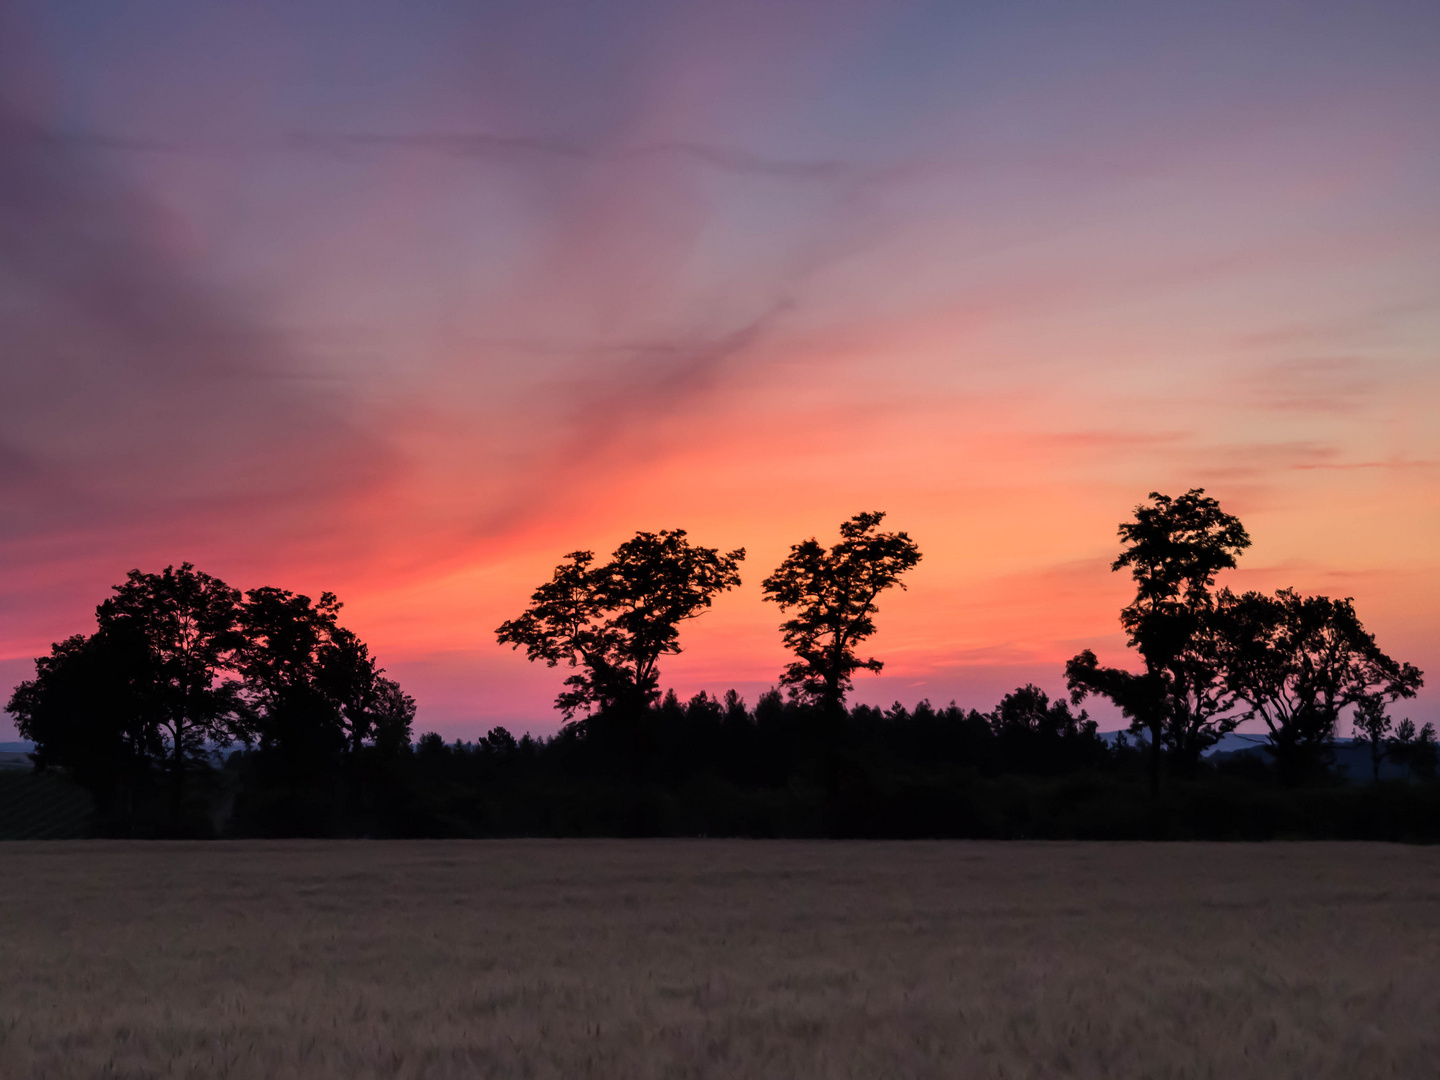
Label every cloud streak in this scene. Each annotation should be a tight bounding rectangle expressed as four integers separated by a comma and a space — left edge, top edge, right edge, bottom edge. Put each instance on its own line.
52, 126, 863, 182
3, 0, 1439, 740
0, 103, 400, 587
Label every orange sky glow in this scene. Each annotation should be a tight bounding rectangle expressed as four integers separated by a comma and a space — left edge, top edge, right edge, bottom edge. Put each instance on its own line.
1, 0, 1437, 739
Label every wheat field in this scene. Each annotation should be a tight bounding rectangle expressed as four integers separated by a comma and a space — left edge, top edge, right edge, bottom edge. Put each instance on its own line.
1, 840, 1437, 1078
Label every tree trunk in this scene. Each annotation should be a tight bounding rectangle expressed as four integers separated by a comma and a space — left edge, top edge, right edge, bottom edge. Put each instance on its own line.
170, 722, 185, 823
1148, 721, 1161, 798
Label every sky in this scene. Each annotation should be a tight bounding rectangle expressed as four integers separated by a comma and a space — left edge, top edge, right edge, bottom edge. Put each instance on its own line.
2, 0, 1438, 742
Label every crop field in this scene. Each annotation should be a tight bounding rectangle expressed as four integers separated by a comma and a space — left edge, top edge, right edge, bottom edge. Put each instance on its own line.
0, 773, 95, 841
2, 841, 1437, 1079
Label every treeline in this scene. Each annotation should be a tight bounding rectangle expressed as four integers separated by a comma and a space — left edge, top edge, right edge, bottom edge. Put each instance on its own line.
6, 494, 1438, 839
494, 497, 1431, 787
400, 688, 1440, 840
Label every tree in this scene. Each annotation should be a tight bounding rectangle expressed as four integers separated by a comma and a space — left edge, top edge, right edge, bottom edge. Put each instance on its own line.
1065, 650, 1165, 759
235, 587, 347, 763
366, 676, 418, 755
1214, 588, 1423, 782
94, 564, 245, 816
496, 529, 745, 721
9, 564, 246, 823
6, 631, 157, 820
319, 626, 416, 755
1388, 718, 1438, 782
1351, 693, 1394, 783
989, 684, 1106, 775
761, 512, 921, 712
1067, 489, 1250, 794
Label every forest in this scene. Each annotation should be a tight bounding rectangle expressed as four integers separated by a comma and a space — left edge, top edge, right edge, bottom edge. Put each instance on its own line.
5, 491, 1436, 839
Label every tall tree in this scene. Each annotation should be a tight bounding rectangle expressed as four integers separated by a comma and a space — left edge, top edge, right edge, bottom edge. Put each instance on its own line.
1067, 489, 1250, 794
497, 530, 745, 720
95, 564, 245, 816
761, 511, 921, 712
235, 587, 346, 763
1214, 588, 1422, 781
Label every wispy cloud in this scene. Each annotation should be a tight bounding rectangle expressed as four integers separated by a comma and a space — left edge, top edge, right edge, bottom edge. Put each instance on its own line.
4, 0, 1439, 739
53, 126, 863, 182
1242, 356, 1385, 414
0, 107, 399, 561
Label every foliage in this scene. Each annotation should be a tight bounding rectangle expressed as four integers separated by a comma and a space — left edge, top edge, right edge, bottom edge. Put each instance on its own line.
95, 564, 245, 810
1068, 489, 1251, 791
319, 627, 416, 755
5, 499, 1436, 839
8, 567, 413, 831
7, 632, 156, 815
1351, 693, 1394, 782
235, 586, 344, 755
373, 689, 1440, 841
1068, 491, 1426, 793
761, 511, 921, 711
1112, 489, 1252, 620
1388, 718, 1438, 781
496, 530, 745, 720
988, 684, 1107, 775
1214, 588, 1423, 781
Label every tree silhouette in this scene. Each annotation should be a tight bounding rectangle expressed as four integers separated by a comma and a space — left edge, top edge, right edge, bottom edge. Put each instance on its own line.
989, 684, 1105, 775
235, 587, 347, 763
7, 567, 414, 835
319, 626, 416, 754
1214, 587, 1422, 781
364, 677, 418, 755
1388, 718, 1438, 781
1351, 693, 1394, 782
1068, 490, 1250, 794
6, 631, 157, 821
497, 530, 745, 720
762, 511, 921, 712
95, 564, 245, 817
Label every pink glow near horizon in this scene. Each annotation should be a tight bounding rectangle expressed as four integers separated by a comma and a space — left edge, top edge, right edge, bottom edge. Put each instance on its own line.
1, 0, 1437, 740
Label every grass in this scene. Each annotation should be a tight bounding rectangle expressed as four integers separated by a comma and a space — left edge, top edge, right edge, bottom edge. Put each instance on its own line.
1, 840, 1437, 1078
0, 772, 94, 840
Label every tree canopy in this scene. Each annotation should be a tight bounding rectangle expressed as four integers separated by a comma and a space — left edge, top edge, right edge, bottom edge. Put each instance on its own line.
95, 564, 245, 812
1069, 490, 1423, 791
496, 530, 745, 720
1069, 489, 1251, 791
761, 511, 921, 711
7, 631, 155, 812
1214, 587, 1423, 779
7, 567, 414, 831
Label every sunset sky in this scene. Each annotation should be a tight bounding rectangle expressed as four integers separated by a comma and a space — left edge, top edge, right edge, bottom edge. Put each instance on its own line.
2, 0, 1438, 741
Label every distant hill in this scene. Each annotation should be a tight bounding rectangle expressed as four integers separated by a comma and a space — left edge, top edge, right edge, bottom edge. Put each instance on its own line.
1205, 732, 1271, 756
1098, 729, 1412, 781
1102, 730, 1313, 756
0, 741, 35, 753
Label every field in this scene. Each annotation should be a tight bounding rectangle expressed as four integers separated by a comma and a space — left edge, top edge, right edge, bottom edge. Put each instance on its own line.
2, 842, 1437, 1078
0, 773, 95, 840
